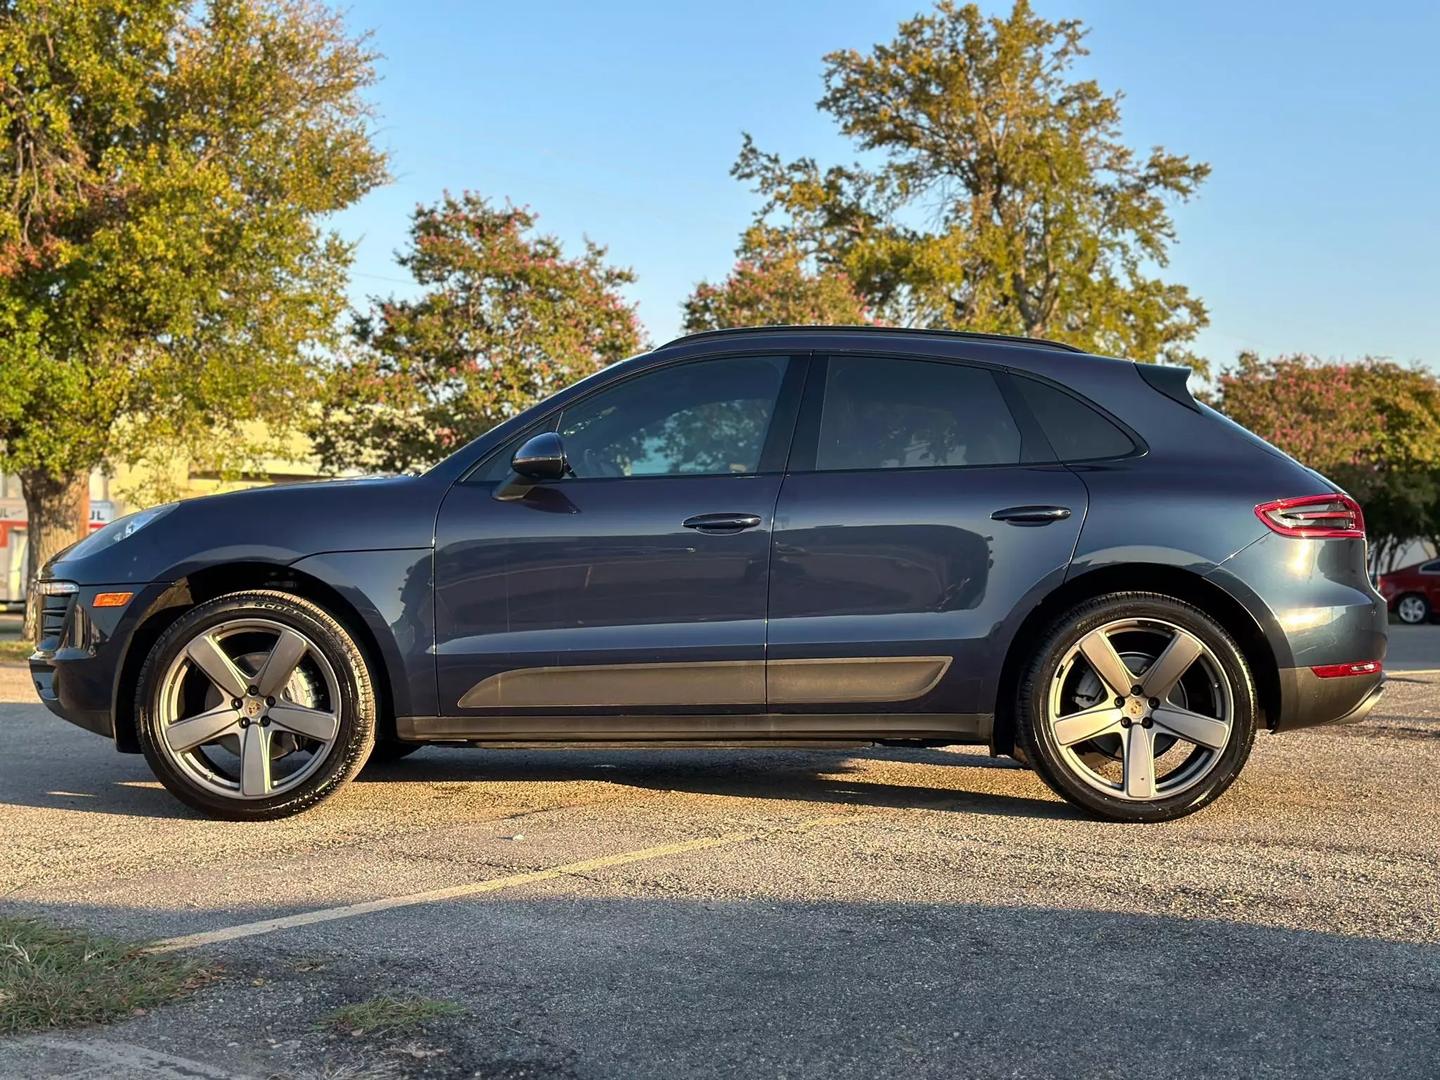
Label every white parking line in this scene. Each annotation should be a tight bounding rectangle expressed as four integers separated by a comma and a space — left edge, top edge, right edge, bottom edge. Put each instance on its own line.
148, 813, 856, 953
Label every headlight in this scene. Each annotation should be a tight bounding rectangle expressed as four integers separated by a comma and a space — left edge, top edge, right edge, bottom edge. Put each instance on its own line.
64, 504, 177, 559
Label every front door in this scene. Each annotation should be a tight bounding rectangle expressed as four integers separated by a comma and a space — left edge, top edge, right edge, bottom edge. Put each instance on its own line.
432, 353, 803, 733
767, 353, 1087, 733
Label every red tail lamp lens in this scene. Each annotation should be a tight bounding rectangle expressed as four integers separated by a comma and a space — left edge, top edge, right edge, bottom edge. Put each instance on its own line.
1255, 494, 1365, 539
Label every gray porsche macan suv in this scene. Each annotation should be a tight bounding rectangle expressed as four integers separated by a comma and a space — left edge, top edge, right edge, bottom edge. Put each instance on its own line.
30, 327, 1387, 822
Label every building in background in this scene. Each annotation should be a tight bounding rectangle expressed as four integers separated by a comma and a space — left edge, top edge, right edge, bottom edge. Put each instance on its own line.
0, 472, 115, 608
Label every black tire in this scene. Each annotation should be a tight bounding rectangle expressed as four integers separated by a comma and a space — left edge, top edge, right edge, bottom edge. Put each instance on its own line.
135, 590, 376, 820
1016, 592, 1257, 823
1394, 592, 1431, 626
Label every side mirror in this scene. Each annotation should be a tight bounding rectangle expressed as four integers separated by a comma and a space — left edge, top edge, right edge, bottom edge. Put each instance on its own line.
511, 432, 569, 480
494, 431, 568, 501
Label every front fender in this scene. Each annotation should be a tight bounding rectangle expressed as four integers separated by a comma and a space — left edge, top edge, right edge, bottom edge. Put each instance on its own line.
288, 549, 437, 720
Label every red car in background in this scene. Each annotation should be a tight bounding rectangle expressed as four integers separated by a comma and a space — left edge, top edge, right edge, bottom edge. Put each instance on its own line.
1378, 558, 1440, 624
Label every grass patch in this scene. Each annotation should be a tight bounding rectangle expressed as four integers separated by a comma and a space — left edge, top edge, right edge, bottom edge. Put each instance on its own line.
0, 917, 206, 1035
321, 994, 465, 1038
0, 639, 32, 662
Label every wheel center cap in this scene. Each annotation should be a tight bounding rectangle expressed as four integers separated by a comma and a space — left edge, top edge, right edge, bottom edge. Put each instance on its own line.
243, 699, 264, 719
1125, 698, 1147, 719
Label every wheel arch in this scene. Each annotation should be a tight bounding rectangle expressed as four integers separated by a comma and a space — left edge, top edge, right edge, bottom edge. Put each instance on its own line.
991, 563, 1280, 756
113, 562, 396, 753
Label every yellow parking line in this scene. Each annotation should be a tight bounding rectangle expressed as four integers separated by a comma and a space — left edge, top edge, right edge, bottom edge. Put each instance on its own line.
147, 813, 854, 953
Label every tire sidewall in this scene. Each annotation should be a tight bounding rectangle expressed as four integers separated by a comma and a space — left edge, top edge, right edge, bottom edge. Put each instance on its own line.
136, 591, 376, 820
1018, 594, 1257, 823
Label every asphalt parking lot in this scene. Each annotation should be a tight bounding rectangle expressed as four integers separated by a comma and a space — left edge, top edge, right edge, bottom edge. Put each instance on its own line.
1, 657, 1437, 1080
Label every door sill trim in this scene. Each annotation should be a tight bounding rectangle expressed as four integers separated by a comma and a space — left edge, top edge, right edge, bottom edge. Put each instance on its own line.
396, 712, 988, 744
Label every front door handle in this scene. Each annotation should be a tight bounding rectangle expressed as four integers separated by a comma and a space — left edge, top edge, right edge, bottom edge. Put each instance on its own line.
991, 505, 1073, 526
683, 513, 763, 533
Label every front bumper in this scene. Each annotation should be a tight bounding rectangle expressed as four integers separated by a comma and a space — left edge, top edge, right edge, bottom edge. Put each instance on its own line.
27, 580, 176, 746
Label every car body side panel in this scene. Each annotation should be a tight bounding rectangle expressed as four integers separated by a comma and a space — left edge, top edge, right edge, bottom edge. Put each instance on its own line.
43, 475, 443, 587
1206, 532, 1387, 730
289, 549, 437, 720
432, 474, 783, 718
768, 464, 1088, 725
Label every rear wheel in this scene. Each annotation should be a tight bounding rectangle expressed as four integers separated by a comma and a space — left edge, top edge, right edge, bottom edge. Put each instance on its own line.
136, 590, 376, 820
1395, 593, 1430, 625
1016, 593, 1256, 822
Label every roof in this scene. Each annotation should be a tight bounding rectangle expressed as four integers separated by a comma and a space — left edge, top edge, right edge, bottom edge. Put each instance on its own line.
659, 324, 1087, 354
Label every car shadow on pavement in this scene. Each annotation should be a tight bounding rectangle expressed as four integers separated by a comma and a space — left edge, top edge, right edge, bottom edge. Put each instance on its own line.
357, 745, 1082, 821
0, 742, 1077, 821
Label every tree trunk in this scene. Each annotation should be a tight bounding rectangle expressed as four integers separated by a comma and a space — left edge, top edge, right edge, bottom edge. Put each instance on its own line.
20, 470, 90, 642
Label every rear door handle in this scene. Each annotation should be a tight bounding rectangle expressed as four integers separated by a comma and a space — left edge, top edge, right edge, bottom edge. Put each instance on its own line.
683, 513, 763, 533
991, 505, 1072, 526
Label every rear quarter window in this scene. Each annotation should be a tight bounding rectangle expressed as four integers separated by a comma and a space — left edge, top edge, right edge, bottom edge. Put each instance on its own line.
1013, 376, 1136, 461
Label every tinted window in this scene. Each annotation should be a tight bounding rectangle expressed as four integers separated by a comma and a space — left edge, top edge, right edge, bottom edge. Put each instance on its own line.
1421, 561, 1440, 574
559, 356, 788, 478
1013, 376, 1135, 461
815, 356, 1022, 471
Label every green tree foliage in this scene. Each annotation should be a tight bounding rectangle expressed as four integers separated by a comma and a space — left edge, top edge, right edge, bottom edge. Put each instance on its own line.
1217, 353, 1440, 571
0, 0, 385, 631
682, 226, 873, 332
312, 193, 646, 474
719, 0, 1210, 367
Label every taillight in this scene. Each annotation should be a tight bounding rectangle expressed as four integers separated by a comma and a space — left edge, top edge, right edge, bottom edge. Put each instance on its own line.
1255, 494, 1365, 539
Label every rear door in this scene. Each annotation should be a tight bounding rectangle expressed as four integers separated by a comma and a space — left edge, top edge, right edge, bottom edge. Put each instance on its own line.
766, 353, 1088, 729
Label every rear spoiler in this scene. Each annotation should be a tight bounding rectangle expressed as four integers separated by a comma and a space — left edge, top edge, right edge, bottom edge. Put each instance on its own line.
1136, 363, 1200, 413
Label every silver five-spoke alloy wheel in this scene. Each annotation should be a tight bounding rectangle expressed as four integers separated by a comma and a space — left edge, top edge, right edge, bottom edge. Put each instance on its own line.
154, 618, 342, 801
1047, 617, 1234, 802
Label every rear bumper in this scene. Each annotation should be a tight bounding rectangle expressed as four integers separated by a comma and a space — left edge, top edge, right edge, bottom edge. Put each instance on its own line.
1274, 667, 1385, 731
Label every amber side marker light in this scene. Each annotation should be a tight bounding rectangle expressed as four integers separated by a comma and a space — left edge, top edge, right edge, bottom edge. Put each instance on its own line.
92, 592, 133, 608
1311, 661, 1382, 679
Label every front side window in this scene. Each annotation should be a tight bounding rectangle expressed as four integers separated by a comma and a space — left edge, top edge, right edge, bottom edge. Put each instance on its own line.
815, 356, 1023, 471
559, 355, 789, 478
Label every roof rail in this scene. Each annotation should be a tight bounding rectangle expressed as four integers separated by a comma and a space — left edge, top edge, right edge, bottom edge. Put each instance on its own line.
659, 324, 1087, 354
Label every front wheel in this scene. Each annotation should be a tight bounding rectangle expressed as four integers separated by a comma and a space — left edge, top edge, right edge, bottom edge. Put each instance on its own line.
1016, 593, 1256, 823
135, 590, 377, 820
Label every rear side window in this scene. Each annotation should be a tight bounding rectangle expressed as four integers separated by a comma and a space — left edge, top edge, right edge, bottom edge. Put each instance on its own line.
816, 356, 1023, 471
1422, 561, 1440, 574
1013, 376, 1135, 461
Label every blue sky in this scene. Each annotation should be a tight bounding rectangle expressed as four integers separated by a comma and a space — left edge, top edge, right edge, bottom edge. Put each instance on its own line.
332, 0, 1440, 372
